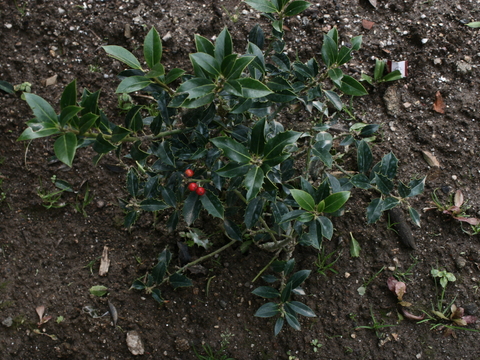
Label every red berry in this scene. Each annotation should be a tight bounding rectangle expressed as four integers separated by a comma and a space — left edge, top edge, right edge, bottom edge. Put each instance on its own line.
184, 169, 194, 177
188, 183, 198, 192
195, 187, 206, 196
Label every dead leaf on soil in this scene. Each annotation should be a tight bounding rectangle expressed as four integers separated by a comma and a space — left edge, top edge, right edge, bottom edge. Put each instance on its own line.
368, 0, 377, 8
433, 91, 445, 114
362, 19, 375, 30
36, 305, 45, 322
44, 74, 57, 87
99, 246, 110, 276
421, 150, 440, 167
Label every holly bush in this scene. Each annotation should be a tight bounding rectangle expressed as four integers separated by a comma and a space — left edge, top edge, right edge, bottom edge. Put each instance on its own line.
18, 0, 424, 334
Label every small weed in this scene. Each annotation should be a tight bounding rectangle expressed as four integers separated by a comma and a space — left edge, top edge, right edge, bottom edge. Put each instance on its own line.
13, 0, 27, 16
356, 306, 396, 338
193, 342, 235, 360
393, 255, 419, 282
56, 316, 64, 324
314, 246, 341, 276
88, 64, 103, 73
310, 339, 322, 353
357, 266, 385, 296
84, 256, 101, 275
73, 183, 94, 217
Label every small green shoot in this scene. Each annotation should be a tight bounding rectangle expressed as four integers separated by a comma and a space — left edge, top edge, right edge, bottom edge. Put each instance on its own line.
56, 316, 64, 324
358, 266, 385, 296
349, 232, 361, 258
310, 339, 322, 353
74, 183, 94, 217
193, 342, 235, 360
466, 22, 480, 28
84, 256, 101, 275
361, 59, 403, 85
431, 268, 456, 312
393, 255, 419, 282
356, 306, 396, 338
315, 246, 341, 276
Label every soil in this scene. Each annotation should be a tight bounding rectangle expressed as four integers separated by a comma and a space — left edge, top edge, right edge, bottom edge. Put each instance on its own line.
1, 0, 480, 359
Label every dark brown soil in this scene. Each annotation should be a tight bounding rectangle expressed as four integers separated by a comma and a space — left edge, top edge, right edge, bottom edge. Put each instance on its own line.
1, 0, 480, 359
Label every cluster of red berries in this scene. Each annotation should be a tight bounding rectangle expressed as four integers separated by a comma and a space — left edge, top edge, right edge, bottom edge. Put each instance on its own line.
185, 169, 205, 196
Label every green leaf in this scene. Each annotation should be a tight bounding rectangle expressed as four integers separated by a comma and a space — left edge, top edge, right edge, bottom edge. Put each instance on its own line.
237, 78, 273, 98
139, 199, 169, 212
190, 52, 221, 77
337, 46, 353, 66
103, 45, 142, 70
176, 78, 215, 99
286, 301, 316, 317
323, 191, 350, 213
252, 286, 280, 299
281, 281, 293, 303
60, 79, 77, 109
264, 131, 301, 161
328, 68, 343, 87
245, 197, 264, 229
223, 219, 243, 241
321, 34, 337, 68
228, 55, 256, 80
54, 133, 77, 167
59, 105, 83, 127
0, 80, 14, 94
383, 70, 403, 82
312, 132, 333, 168
115, 76, 152, 93
285, 311, 301, 330
211, 137, 252, 164
350, 232, 361, 257
200, 190, 224, 219
339, 75, 368, 96
408, 206, 421, 227
144, 62, 165, 78
221, 53, 238, 78
169, 273, 193, 289
151, 288, 163, 303
290, 189, 315, 212
357, 140, 372, 174
374, 173, 394, 195
280, 209, 308, 223
351, 35, 362, 51
215, 162, 251, 177
245, 166, 264, 202
466, 22, 480, 28
366, 198, 384, 224
244, 0, 277, 13
124, 105, 143, 132
351, 173, 371, 189
317, 216, 333, 240
126, 169, 139, 197
178, 93, 215, 109
214, 27, 233, 63
379, 152, 398, 179
89, 285, 108, 297
274, 317, 284, 336
155, 141, 175, 166
164, 68, 186, 84
92, 133, 117, 154
383, 197, 400, 211
195, 34, 215, 55
284, 0, 311, 16
183, 191, 202, 226
407, 177, 426, 197
374, 59, 386, 81
144, 27, 162, 69
248, 25, 265, 50
288, 270, 310, 290
254, 302, 280, 318
251, 117, 266, 155
24, 93, 58, 125
323, 90, 343, 110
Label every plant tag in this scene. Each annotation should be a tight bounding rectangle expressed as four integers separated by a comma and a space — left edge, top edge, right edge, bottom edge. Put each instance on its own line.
387, 60, 408, 78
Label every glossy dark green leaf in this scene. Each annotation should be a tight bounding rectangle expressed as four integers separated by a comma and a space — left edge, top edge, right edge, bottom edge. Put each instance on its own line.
24, 93, 58, 126
351, 35, 362, 51
252, 286, 280, 299
408, 206, 421, 227
237, 78, 272, 98
103, 45, 142, 70
116, 76, 152, 94
223, 219, 243, 241
245, 197, 264, 229
350, 233, 361, 257
195, 34, 215, 55
92, 133, 116, 154
271, 52, 290, 71
179, 93, 215, 109
183, 191, 202, 226
124, 105, 143, 132
254, 302, 280, 318
274, 317, 284, 336
245, 166, 264, 202
321, 34, 337, 68
60, 79, 77, 109
250, 117, 266, 155
383, 70, 403, 82
288, 270, 311, 290
169, 273, 193, 289
264, 131, 301, 160
359, 124, 380, 137
378, 152, 398, 179
144, 27, 162, 69
215, 162, 251, 177
245, 0, 277, 13
200, 190, 224, 219
151, 288, 164, 303
190, 52, 220, 77
248, 25, 265, 49
167, 211, 179, 232
176, 78, 215, 99
58, 105, 82, 128
323, 191, 350, 213
328, 68, 343, 87
290, 189, 315, 212
284, 0, 311, 16
110, 125, 131, 142
286, 301, 316, 317
407, 177, 426, 197
339, 75, 368, 96
124, 210, 139, 229
357, 140, 372, 174
322, 89, 342, 110
337, 46, 353, 66
130, 140, 149, 161
0, 80, 14, 94
211, 137, 251, 164
151, 259, 167, 284
126, 169, 139, 197
366, 198, 384, 224
383, 197, 400, 211
214, 27, 233, 63
317, 216, 333, 240
280, 209, 307, 223
156, 141, 175, 166
164, 68, 186, 84
351, 173, 371, 189
144, 62, 165, 78
374, 173, 394, 195
54, 133, 77, 167
139, 199, 169, 212
130, 280, 146, 290
313, 132, 333, 168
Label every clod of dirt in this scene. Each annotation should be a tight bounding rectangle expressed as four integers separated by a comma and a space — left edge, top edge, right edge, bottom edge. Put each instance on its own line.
174, 337, 190, 352
126, 331, 144, 356
383, 86, 401, 116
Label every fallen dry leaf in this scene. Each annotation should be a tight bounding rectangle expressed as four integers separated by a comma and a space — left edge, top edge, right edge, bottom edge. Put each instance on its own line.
362, 19, 375, 30
44, 74, 57, 87
433, 91, 445, 114
99, 246, 110, 276
421, 150, 440, 167
368, 0, 377, 8
36, 305, 45, 322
